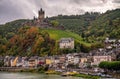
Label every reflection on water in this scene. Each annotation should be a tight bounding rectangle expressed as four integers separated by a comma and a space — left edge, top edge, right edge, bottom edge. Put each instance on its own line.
0, 72, 119, 79
112, 74, 120, 79
0, 72, 84, 79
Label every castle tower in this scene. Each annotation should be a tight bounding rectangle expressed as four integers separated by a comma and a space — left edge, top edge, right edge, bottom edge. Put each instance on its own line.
38, 8, 45, 22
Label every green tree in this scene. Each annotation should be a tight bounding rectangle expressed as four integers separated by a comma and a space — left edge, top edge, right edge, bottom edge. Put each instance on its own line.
50, 20, 59, 27
99, 61, 120, 71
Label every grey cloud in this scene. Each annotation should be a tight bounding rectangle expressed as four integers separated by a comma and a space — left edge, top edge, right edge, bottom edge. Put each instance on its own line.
113, 0, 120, 3
70, 0, 91, 4
69, 0, 107, 7
0, 0, 119, 24
0, 0, 24, 23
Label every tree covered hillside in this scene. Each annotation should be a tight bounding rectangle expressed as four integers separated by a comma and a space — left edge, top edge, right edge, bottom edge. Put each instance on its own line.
49, 12, 100, 34
0, 19, 29, 39
1, 27, 56, 56
1, 26, 98, 56
0, 9, 119, 56
49, 9, 120, 41
84, 9, 120, 40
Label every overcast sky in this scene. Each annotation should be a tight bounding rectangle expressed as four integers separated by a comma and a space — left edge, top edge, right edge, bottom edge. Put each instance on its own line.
0, 0, 120, 24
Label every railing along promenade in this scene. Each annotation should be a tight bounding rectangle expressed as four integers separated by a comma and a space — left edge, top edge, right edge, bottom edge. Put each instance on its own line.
0, 67, 36, 71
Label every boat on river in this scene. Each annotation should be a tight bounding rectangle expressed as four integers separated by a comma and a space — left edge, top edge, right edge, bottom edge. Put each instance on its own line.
61, 71, 78, 76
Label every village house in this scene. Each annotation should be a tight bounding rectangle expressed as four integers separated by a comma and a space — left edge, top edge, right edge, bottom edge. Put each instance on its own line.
45, 57, 52, 65
28, 57, 38, 67
91, 55, 111, 66
4, 56, 11, 67
80, 58, 87, 63
59, 38, 74, 49
104, 38, 118, 49
59, 55, 67, 69
22, 57, 29, 67
52, 56, 60, 69
59, 55, 66, 63
79, 57, 87, 68
10, 57, 18, 67
66, 54, 74, 64
0, 56, 4, 61
105, 38, 116, 43
54, 56, 60, 64
74, 55, 80, 65
118, 40, 120, 43
16, 57, 23, 67
0, 56, 4, 64
37, 57, 45, 66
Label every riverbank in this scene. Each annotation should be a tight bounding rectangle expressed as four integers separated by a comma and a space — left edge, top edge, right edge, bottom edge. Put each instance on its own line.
0, 72, 85, 79
0, 66, 48, 73
74, 74, 100, 79
45, 70, 101, 79
0, 68, 101, 79
0, 67, 117, 79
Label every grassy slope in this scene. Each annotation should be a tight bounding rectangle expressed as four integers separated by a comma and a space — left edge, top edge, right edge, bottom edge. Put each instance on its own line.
43, 29, 91, 46
56, 19, 88, 34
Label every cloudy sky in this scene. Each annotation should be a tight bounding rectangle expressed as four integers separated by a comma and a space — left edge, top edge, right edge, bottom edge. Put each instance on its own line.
0, 0, 120, 24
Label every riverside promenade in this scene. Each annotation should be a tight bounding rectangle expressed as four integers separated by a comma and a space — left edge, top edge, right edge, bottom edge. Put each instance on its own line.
0, 67, 36, 71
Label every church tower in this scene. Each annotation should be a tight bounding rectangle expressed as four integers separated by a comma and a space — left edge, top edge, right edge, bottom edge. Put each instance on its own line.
38, 8, 45, 22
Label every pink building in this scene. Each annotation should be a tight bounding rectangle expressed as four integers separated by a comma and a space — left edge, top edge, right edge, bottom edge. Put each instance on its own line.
91, 55, 111, 66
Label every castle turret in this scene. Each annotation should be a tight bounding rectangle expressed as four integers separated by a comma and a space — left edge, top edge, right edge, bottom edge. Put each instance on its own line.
38, 8, 45, 22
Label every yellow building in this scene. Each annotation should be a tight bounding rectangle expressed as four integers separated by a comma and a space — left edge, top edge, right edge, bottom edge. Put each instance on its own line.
80, 58, 87, 63
10, 57, 18, 67
46, 58, 52, 65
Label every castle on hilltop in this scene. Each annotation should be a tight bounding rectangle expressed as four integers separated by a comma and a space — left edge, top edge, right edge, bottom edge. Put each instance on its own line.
34, 8, 45, 24
32, 8, 50, 28
23, 8, 49, 28
24, 8, 64, 29
38, 8, 45, 22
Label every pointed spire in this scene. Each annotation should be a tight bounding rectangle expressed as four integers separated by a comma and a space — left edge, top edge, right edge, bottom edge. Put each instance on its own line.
40, 8, 43, 12
33, 16, 36, 20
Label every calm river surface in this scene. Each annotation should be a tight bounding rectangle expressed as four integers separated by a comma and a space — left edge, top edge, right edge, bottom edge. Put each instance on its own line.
0, 72, 120, 79
0, 72, 84, 79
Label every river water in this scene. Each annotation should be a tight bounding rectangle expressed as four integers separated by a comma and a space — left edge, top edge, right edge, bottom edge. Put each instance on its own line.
0, 72, 120, 79
0, 72, 84, 79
